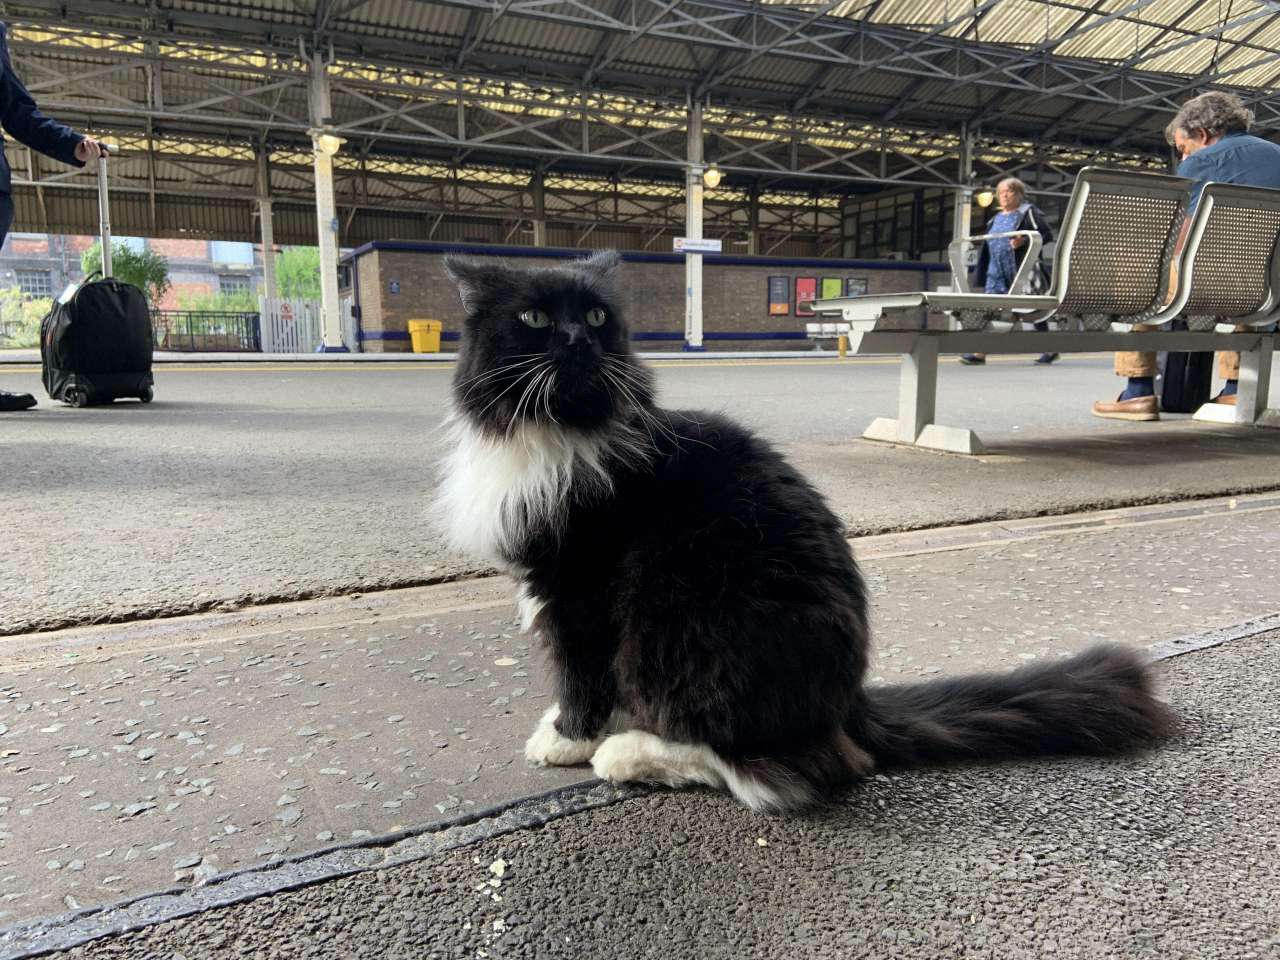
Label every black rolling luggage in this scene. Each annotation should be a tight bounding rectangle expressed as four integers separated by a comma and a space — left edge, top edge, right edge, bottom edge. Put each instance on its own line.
40, 146, 154, 407
1156, 318, 1212, 414
1159, 349, 1213, 413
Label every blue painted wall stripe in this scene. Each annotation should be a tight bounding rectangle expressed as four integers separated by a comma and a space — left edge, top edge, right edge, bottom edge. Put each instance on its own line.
360, 330, 809, 344
343, 239, 947, 273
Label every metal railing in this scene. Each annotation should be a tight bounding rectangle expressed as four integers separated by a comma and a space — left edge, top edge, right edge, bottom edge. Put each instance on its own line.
153, 310, 262, 352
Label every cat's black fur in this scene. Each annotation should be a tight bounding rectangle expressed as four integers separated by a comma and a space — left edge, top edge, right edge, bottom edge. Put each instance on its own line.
441, 250, 1176, 812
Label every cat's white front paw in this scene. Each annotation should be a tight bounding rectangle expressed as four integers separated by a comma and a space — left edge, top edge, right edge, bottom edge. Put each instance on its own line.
524, 704, 601, 767
590, 730, 663, 784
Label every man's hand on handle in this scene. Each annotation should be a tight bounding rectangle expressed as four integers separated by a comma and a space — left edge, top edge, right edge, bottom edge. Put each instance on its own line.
74, 136, 110, 162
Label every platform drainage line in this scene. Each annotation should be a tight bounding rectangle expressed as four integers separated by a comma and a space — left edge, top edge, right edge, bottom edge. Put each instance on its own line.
0, 779, 644, 960
1147, 611, 1280, 662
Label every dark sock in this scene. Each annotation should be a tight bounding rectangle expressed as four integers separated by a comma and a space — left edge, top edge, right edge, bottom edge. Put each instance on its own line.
1221, 378, 1238, 396
1119, 377, 1155, 400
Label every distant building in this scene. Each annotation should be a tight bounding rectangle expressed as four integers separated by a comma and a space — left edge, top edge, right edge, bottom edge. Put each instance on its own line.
0, 233, 267, 308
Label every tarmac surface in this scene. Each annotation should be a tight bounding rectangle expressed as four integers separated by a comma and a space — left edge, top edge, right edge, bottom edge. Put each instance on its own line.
2, 353, 1278, 958
5, 354, 1280, 635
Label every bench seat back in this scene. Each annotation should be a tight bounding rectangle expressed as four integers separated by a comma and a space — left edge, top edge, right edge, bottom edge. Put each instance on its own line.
1050, 167, 1192, 331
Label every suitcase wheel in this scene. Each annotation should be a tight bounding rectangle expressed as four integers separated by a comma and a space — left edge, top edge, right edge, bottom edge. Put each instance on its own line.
140, 386, 153, 403
67, 389, 90, 408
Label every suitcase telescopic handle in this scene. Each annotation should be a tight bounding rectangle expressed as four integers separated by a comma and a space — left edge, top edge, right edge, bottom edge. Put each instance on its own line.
97, 145, 118, 277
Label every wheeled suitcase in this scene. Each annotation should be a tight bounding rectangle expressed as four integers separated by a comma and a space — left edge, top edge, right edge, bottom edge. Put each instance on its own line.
1159, 350, 1213, 413
1156, 318, 1212, 414
40, 146, 154, 407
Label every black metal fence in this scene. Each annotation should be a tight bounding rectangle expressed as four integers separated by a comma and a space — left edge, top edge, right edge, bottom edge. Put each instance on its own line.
153, 311, 262, 352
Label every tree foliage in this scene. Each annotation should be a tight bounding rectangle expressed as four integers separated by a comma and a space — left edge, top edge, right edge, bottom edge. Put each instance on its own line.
81, 241, 172, 305
275, 246, 321, 299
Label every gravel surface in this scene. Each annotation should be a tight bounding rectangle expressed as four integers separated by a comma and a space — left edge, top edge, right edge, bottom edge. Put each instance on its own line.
44, 630, 1280, 960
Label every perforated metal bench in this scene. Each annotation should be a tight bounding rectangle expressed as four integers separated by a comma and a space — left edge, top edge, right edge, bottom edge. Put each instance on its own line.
810, 168, 1280, 454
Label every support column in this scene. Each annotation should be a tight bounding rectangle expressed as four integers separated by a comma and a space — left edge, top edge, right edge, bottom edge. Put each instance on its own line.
256, 147, 278, 301
308, 49, 347, 352
951, 123, 974, 293
747, 183, 759, 257
531, 171, 547, 248
684, 101, 705, 352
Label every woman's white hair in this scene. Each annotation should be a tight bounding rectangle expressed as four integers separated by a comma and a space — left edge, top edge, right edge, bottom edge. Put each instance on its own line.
996, 177, 1027, 201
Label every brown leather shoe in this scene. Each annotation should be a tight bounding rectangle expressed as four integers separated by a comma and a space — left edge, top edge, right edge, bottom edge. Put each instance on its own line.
1212, 393, 1238, 406
1092, 394, 1160, 421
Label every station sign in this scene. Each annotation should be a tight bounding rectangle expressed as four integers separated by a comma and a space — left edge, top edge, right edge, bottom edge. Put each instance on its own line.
673, 237, 723, 254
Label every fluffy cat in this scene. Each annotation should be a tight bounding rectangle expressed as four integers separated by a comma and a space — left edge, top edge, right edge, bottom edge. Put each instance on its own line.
437, 250, 1175, 813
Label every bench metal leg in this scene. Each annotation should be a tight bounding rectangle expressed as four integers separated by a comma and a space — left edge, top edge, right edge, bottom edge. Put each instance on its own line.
1257, 339, 1280, 429
1193, 339, 1275, 426
863, 338, 986, 454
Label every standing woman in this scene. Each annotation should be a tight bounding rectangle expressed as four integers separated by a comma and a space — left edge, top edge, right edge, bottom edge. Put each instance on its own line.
959, 176, 1057, 366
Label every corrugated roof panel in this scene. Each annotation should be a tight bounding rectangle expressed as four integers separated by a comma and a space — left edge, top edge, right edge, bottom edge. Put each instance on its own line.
953, 0, 1078, 47
477, 16, 603, 62
863, 0, 950, 29
172, 0, 312, 28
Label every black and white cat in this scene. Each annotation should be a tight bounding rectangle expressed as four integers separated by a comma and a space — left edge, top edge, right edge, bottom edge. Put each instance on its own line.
438, 250, 1175, 813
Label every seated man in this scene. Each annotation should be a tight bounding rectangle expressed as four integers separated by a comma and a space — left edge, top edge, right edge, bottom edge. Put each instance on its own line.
1090, 90, 1280, 419
1093, 91, 1280, 421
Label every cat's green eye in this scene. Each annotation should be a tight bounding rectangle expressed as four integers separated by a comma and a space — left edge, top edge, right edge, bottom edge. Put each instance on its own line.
585, 307, 608, 327
519, 308, 551, 329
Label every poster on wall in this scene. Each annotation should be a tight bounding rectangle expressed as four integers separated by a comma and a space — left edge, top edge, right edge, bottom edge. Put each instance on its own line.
846, 278, 869, 297
820, 277, 843, 301
767, 276, 790, 315
795, 277, 817, 317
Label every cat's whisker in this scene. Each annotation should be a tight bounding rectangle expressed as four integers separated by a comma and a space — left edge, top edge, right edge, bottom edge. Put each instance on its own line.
539, 368, 559, 425
514, 363, 555, 431
474, 363, 545, 423
601, 369, 671, 452
459, 366, 542, 405
455, 354, 544, 388
506, 362, 553, 437
458, 356, 546, 400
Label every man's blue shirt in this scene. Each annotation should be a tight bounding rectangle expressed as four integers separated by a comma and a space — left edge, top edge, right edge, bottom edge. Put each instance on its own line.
1178, 132, 1280, 214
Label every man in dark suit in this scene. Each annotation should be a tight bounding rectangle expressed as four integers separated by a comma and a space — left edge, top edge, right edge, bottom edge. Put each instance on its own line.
0, 22, 106, 411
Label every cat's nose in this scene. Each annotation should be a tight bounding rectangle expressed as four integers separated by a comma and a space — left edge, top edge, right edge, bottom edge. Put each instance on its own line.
560, 321, 587, 345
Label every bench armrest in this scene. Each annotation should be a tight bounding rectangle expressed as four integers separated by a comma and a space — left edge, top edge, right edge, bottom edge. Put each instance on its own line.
947, 231, 1043, 295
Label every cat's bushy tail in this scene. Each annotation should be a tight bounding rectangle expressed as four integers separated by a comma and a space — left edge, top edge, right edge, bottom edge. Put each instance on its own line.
851, 644, 1176, 769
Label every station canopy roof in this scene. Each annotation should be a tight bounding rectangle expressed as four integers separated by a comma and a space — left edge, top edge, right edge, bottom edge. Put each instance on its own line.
5, 0, 1280, 240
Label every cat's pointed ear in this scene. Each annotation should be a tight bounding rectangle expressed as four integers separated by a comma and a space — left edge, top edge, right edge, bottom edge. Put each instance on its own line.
444, 255, 498, 315
578, 249, 621, 281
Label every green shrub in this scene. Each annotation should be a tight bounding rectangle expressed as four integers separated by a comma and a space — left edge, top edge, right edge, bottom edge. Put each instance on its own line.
0, 287, 52, 348
81, 241, 171, 305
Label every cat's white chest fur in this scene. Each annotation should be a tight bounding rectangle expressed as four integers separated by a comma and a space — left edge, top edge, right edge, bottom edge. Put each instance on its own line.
437, 417, 611, 562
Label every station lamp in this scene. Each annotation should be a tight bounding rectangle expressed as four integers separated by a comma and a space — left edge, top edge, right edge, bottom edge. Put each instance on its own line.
310, 126, 347, 157
702, 163, 722, 188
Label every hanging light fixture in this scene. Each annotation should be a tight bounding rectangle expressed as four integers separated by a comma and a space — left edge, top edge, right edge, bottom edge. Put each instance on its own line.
309, 126, 347, 157
975, 189, 995, 208
702, 163, 722, 188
